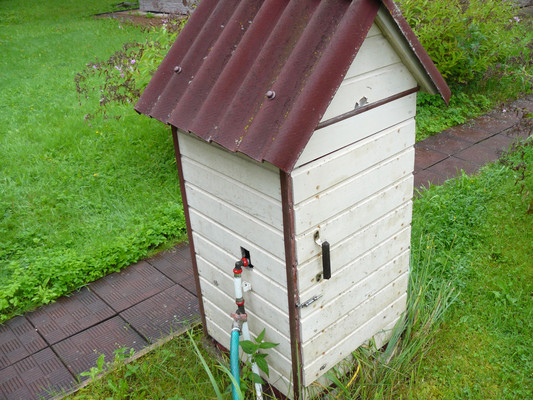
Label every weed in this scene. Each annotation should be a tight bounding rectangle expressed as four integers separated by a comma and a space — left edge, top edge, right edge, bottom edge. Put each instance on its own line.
398, 0, 531, 85
79, 354, 106, 382
400, 139, 533, 399
239, 328, 279, 392
75, 14, 187, 121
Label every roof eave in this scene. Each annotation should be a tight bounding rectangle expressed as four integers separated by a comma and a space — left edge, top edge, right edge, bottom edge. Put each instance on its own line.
379, 1, 451, 105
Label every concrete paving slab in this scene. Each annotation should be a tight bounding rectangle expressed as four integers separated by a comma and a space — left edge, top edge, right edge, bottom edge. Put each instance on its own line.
52, 316, 147, 379
0, 316, 47, 370
0, 348, 75, 400
468, 114, 519, 135
444, 124, 495, 144
120, 285, 200, 343
180, 275, 198, 297
501, 122, 533, 141
454, 143, 501, 167
26, 287, 115, 345
509, 98, 533, 113
479, 133, 515, 153
90, 260, 174, 312
147, 242, 192, 284
415, 132, 471, 155
414, 147, 448, 171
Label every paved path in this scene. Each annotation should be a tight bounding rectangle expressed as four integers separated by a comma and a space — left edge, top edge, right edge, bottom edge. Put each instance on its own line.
1, 95, 532, 400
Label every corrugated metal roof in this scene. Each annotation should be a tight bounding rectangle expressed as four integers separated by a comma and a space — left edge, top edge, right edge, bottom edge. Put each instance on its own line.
136, 0, 450, 172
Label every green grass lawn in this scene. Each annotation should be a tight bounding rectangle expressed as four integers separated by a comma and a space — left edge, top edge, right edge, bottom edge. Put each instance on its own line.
402, 142, 533, 399
0, 0, 186, 321
400, 142, 533, 400
65, 139, 533, 399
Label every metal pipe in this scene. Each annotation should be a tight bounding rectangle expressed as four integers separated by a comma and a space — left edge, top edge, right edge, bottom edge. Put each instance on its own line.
231, 256, 263, 400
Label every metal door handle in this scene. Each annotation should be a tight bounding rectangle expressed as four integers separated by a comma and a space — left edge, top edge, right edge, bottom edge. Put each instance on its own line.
314, 232, 331, 280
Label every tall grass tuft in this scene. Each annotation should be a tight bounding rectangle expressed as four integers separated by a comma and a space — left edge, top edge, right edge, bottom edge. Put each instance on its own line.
322, 238, 458, 400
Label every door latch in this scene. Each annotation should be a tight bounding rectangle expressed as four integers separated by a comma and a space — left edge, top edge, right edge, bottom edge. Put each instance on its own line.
296, 294, 323, 308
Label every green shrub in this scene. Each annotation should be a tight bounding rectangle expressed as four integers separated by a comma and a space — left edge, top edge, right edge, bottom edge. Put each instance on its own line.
398, 0, 530, 85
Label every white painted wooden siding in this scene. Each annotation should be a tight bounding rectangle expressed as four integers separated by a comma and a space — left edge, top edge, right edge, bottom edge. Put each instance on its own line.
292, 68, 416, 387
296, 93, 417, 168
295, 180, 413, 285
303, 291, 408, 382
177, 132, 293, 385
320, 22, 418, 122
202, 296, 293, 396
293, 147, 413, 233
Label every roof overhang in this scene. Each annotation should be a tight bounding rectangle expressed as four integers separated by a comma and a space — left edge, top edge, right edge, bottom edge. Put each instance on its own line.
136, 0, 450, 173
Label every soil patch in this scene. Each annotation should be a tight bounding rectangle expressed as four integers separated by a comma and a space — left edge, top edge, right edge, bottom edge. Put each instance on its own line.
94, 9, 172, 28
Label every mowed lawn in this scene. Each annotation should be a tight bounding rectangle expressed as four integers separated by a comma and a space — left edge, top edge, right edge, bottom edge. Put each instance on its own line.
0, 0, 185, 321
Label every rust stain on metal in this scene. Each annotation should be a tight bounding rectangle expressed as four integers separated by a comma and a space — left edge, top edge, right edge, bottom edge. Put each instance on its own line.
136, 0, 450, 173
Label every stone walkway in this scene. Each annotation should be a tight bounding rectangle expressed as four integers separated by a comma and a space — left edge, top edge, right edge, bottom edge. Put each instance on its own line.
0, 96, 532, 400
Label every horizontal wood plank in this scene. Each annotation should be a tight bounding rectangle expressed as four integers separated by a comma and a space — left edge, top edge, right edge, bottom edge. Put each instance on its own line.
293, 148, 414, 233
300, 251, 410, 342
202, 302, 292, 390
295, 94, 416, 168
298, 224, 411, 305
178, 131, 281, 199
186, 184, 286, 259
295, 175, 413, 264
322, 63, 417, 121
302, 287, 408, 384
292, 119, 415, 204
193, 232, 289, 313
301, 274, 408, 359
375, 8, 436, 96
202, 293, 292, 375
303, 314, 402, 392
182, 157, 284, 230
198, 263, 291, 338
188, 209, 287, 286
344, 32, 401, 79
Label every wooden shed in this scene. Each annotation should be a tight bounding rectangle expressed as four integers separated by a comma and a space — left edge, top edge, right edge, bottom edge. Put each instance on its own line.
136, 0, 450, 397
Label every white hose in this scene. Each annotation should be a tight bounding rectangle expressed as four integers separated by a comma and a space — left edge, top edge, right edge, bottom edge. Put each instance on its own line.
241, 320, 264, 400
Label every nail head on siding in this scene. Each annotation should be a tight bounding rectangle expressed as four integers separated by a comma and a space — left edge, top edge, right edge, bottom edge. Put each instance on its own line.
266, 90, 276, 99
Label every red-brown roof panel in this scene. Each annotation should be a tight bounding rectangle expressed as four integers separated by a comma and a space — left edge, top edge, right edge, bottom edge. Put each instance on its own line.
136, 0, 450, 172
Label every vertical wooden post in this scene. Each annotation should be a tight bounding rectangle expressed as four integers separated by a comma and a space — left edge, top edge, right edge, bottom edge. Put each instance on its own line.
280, 171, 304, 399
171, 126, 208, 336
